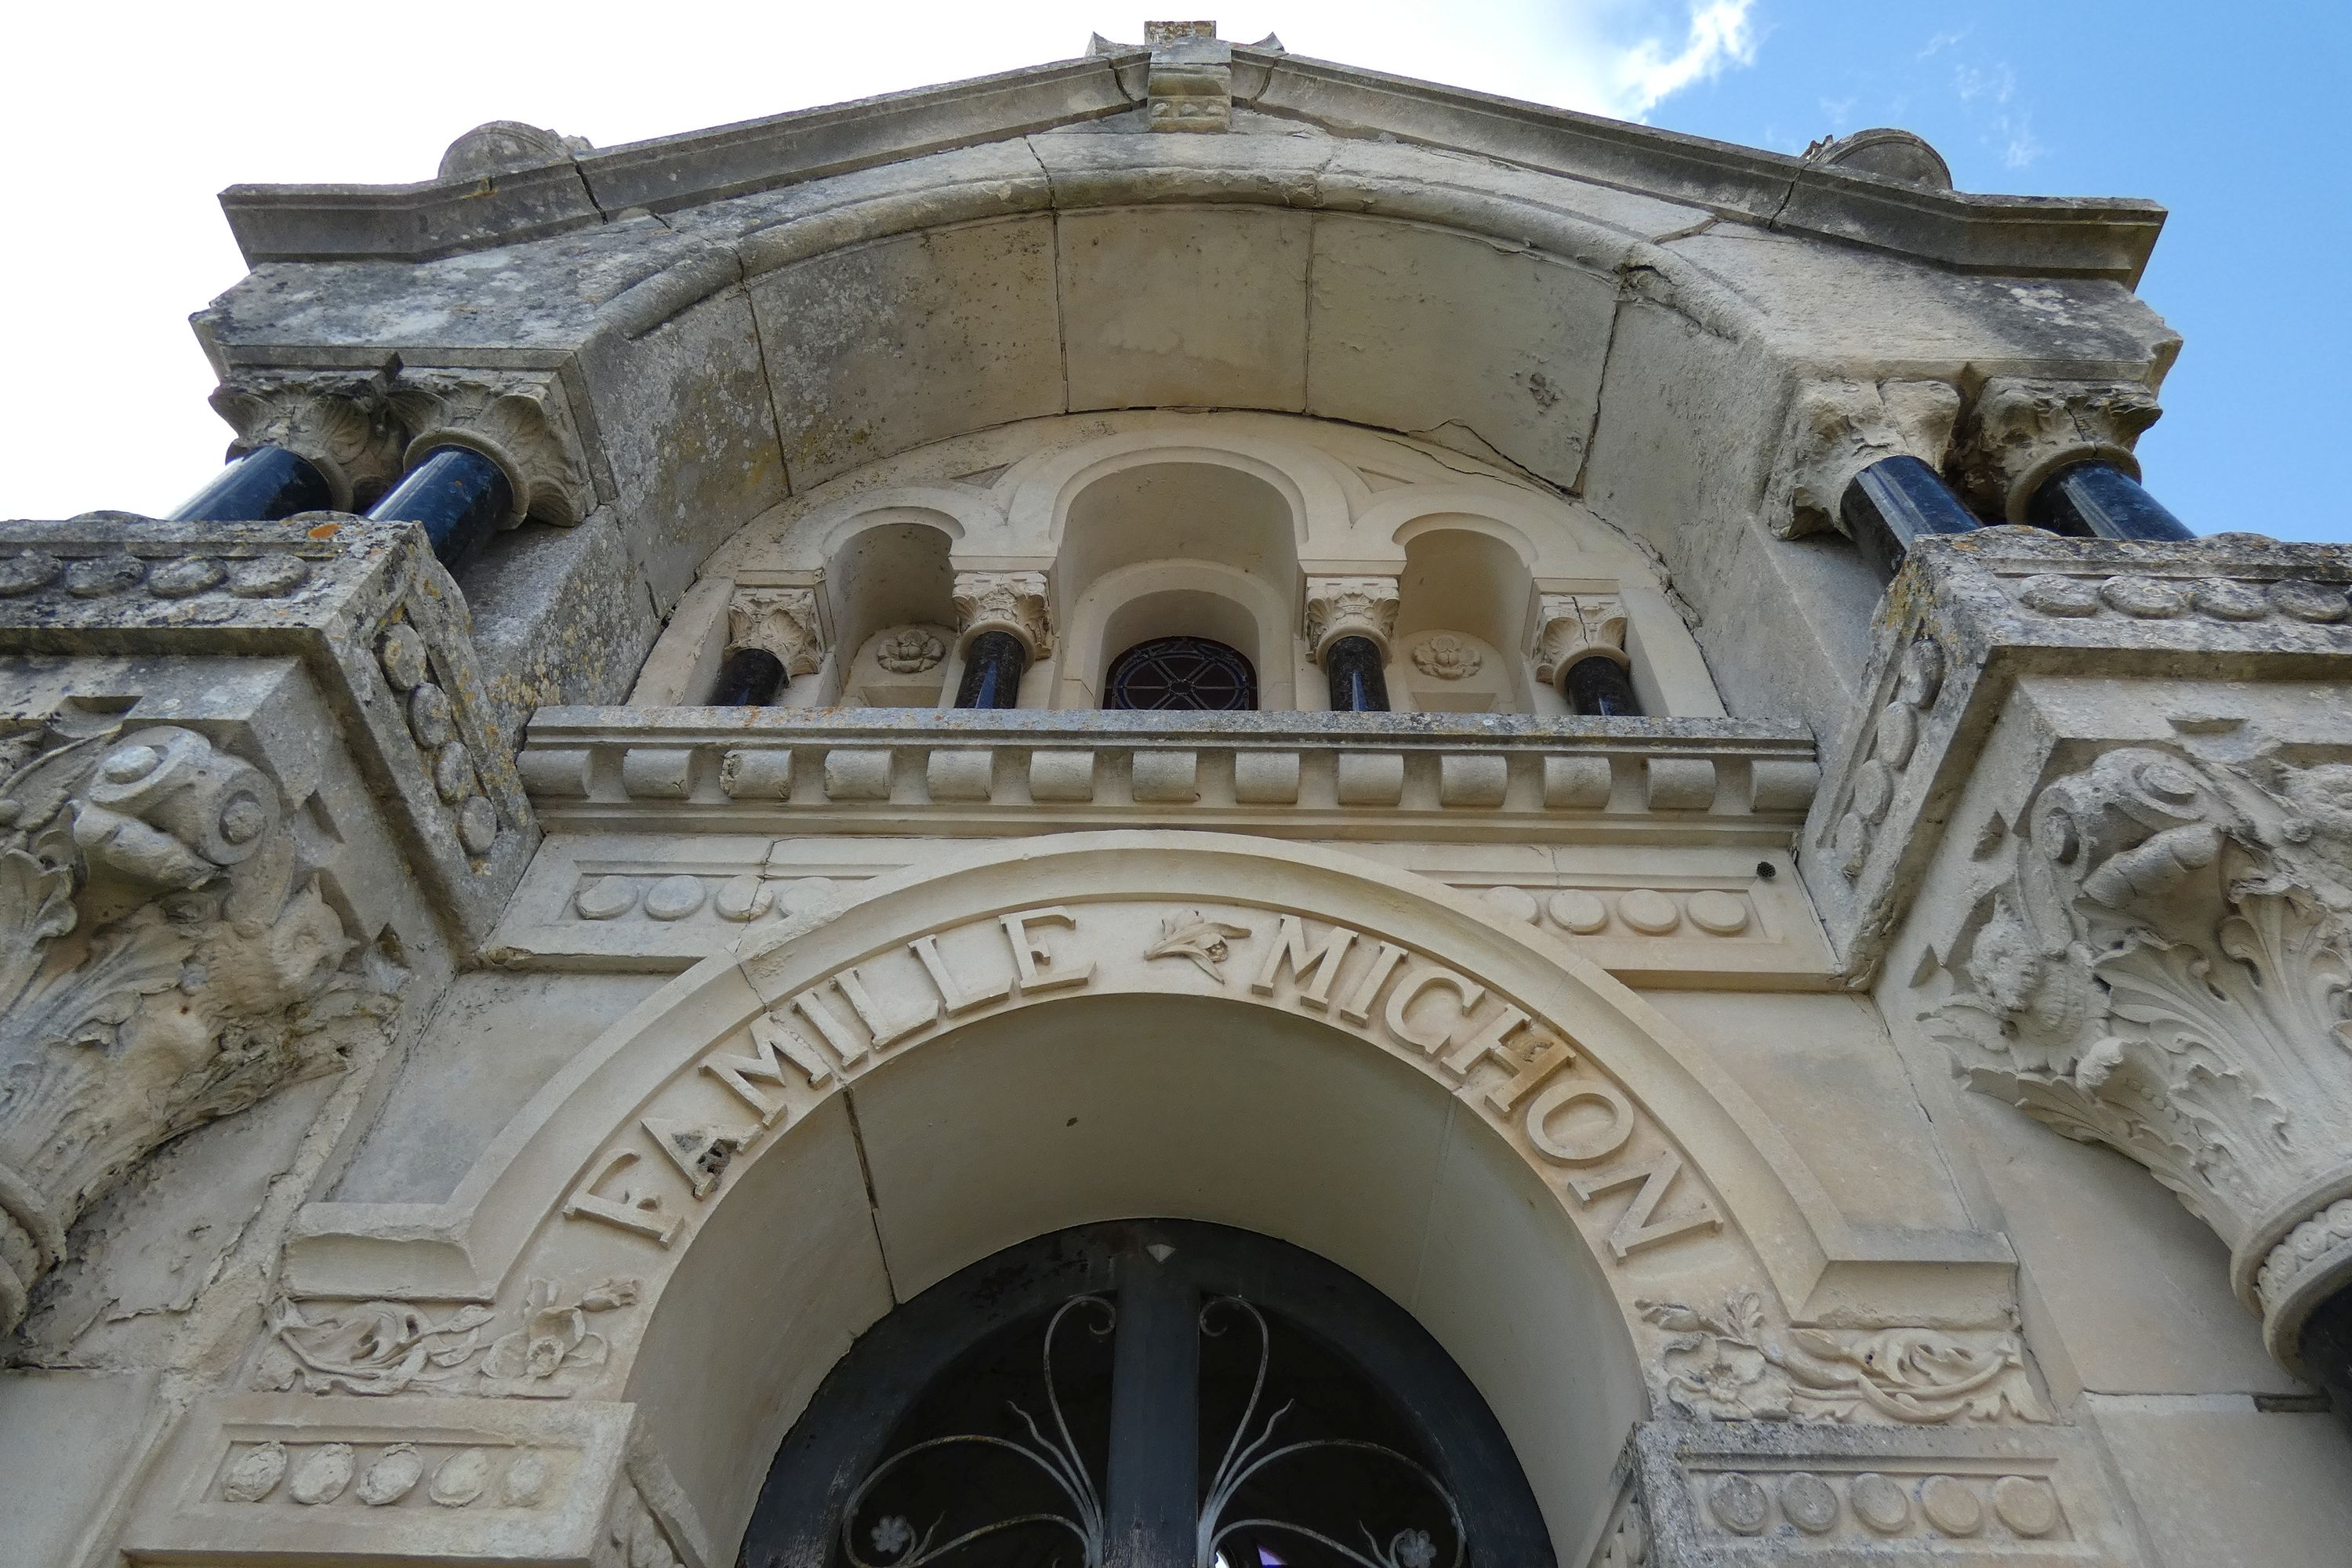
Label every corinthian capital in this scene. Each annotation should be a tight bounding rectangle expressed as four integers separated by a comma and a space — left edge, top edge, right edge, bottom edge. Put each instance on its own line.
210, 372, 410, 512
726, 586, 826, 677
1765, 378, 1961, 539
1951, 376, 2161, 521
0, 720, 397, 1333
390, 370, 597, 528
1530, 593, 1628, 685
1303, 576, 1399, 662
953, 571, 1054, 659
1918, 741, 2352, 1368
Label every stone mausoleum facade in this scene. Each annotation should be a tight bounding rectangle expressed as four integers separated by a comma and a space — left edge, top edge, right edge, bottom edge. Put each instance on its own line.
5, 24, 2350, 1568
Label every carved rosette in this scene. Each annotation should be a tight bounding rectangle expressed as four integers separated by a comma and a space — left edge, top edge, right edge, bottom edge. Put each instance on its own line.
726, 587, 826, 677
1765, 378, 1961, 539
1951, 376, 2161, 521
1303, 575, 1399, 662
1918, 741, 2352, 1366
1530, 593, 1629, 686
390, 371, 596, 528
0, 720, 398, 1332
952, 571, 1054, 659
210, 373, 410, 513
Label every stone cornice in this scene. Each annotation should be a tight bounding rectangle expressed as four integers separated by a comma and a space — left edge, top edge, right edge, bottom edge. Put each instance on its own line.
214, 49, 2161, 283
516, 706, 1819, 848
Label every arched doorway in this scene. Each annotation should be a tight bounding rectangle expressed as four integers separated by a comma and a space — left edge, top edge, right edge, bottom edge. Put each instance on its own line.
741, 1221, 1553, 1568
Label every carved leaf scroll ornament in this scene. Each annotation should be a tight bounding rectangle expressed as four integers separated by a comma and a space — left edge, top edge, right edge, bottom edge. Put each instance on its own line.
1918, 742, 2352, 1363
0, 718, 398, 1333
1635, 1290, 2042, 1425
1145, 910, 1253, 981
257, 1277, 640, 1399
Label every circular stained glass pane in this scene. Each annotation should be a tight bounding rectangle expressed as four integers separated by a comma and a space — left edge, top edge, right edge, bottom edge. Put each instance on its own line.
1106, 636, 1258, 711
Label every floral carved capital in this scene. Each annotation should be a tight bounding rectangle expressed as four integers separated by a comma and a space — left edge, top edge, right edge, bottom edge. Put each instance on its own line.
1917, 740, 2352, 1368
0, 717, 400, 1334
953, 571, 1054, 659
1951, 376, 2161, 522
1766, 378, 1961, 540
211, 372, 410, 514
1303, 576, 1399, 662
1530, 594, 1629, 687
726, 586, 826, 677
390, 371, 597, 528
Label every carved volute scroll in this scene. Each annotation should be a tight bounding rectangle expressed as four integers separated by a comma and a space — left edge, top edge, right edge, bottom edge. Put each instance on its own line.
1303, 575, 1399, 662
724, 586, 826, 678
209, 372, 411, 514
389, 371, 597, 528
1530, 594, 1629, 687
1765, 378, 1961, 539
1918, 740, 2352, 1366
0, 718, 398, 1333
952, 570, 1054, 659
1951, 376, 2161, 522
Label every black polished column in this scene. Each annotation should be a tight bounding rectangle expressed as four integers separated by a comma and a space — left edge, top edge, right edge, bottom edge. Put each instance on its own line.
167, 445, 335, 523
367, 446, 514, 564
1322, 634, 1391, 712
953, 630, 1029, 709
2296, 1289, 2352, 1445
1561, 654, 1641, 717
2030, 460, 2195, 542
710, 647, 786, 706
1841, 454, 1982, 575
1101, 1248, 1198, 1568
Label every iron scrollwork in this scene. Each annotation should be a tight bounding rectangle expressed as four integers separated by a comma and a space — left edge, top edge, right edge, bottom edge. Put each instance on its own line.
1196, 1296, 1465, 1568
843, 1294, 1114, 1567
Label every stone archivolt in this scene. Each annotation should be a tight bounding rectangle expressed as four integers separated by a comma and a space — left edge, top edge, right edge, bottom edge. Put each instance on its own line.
1919, 739, 2352, 1363
0, 717, 398, 1333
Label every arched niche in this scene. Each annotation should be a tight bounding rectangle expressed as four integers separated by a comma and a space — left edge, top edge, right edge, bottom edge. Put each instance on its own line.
1051, 459, 1305, 710
818, 512, 957, 706
279, 833, 1947, 1564
1396, 524, 1544, 716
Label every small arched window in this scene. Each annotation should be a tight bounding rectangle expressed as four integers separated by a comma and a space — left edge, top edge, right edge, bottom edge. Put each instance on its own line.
1105, 636, 1258, 712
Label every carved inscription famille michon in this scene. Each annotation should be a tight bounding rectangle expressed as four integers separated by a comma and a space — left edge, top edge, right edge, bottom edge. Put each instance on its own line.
560, 904, 1723, 1265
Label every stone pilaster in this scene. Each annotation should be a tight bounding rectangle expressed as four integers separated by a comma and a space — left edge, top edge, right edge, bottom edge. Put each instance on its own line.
1530, 593, 1630, 687
1951, 376, 2161, 522
952, 570, 1054, 659
1765, 378, 1961, 540
1303, 575, 1399, 662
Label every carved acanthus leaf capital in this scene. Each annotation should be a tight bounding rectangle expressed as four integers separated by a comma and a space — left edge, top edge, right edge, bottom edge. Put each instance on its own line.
1918, 740, 2352, 1366
1530, 593, 1628, 685
953, 571, 1054, 659
725, 587, 826, 677
1952, 376, 2161, 521
389, 371, 597, 528
1303, 576, 1399, 662
210, 373, 409, 513
0, 720, 401, 1334
1766, 378, 1962, 540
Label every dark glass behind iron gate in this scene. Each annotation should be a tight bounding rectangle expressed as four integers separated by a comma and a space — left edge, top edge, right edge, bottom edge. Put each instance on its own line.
739, 1221, 1555, 1568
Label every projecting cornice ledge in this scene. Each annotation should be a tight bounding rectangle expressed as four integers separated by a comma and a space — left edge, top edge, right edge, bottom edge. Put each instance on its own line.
216, 48, 2161, 283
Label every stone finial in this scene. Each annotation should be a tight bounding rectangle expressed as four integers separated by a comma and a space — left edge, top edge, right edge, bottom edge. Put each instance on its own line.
1951, 377, 2161, 521
0, 721, 397, 1333
1919, 741, 2352, 1371
1144, 20, 1232, 132
437, 121, 592, 183
953, 571, 1054, 659
1766, 378, 1962, 540
726, 586, 826, 677
1802, 127, 1954, 191
390, 371, 597, 528
209, 372, 410, 513
1304, 576, 1399, 662
1530, 594, 1628, 685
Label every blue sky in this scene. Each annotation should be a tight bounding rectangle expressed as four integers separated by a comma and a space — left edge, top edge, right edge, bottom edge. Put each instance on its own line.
2, 2, 2343, 538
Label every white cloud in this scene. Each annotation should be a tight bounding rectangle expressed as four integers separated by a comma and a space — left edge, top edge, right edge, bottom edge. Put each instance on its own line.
1603, 1, 1761, 121
1918, 28, 1970, 60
